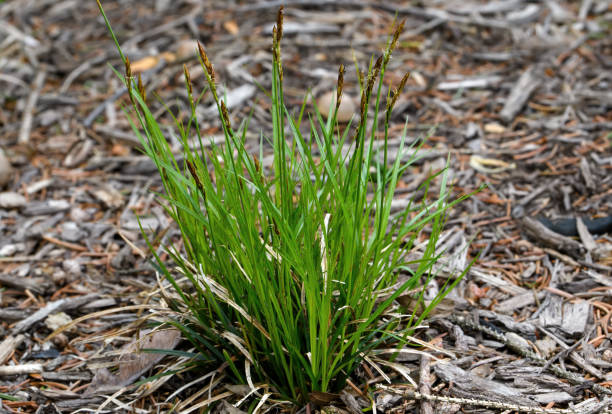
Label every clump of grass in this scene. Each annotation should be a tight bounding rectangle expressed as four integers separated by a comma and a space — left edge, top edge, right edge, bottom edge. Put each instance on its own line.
98, 2, 475, 406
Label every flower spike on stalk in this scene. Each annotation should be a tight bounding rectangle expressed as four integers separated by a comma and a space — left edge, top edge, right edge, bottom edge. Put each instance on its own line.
370, 55, 383, 92
387, 72, 410, 114
197, 41, 217, 96
253, 154, 261, 175
360, 55, 383, 121
276, 6, 284, 43
186, 160, 205, 200
384, 19, 406, 66
221, 100, 232, 132
124, 56, 134, 104
272, 27, 283, 83
183, 64, 192, 97
336, 64, 345, 112
272, 7, 284, 83
137, 73, 146, 101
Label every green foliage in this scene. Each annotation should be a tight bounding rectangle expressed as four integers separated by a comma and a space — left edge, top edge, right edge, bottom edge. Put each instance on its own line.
98, 1, 475, 405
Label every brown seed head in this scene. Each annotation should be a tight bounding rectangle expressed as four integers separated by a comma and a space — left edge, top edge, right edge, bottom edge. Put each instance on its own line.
221, 100, 232, 131
186, 160, 205, 199
336, 64, 345, 110
384, 19, 406, 67
271, 37, 283, 83
124, 56, 132, 80
253, 155, 261, 175
276, 6, 284, 43
364, 55, 383, 104
197, 41, 215, 83
372, 55, 383, 82
390, 19, 405, 54
388, 72, 410, 114
137, 73, 146, 101
183, 64, 192, 96
398, 71, 410, 91
124, 56, 134, 103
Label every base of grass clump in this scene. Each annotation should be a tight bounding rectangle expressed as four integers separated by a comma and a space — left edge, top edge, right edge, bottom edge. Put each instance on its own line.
98, 2, 476, 408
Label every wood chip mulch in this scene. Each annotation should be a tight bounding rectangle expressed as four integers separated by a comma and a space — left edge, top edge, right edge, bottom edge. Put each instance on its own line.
0, 1, 611, 413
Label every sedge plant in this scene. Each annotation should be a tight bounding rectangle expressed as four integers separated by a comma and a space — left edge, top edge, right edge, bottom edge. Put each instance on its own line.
98, 2, 475, 406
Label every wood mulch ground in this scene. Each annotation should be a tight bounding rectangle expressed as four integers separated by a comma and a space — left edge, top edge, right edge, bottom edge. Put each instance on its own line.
0, 1, 611, 413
